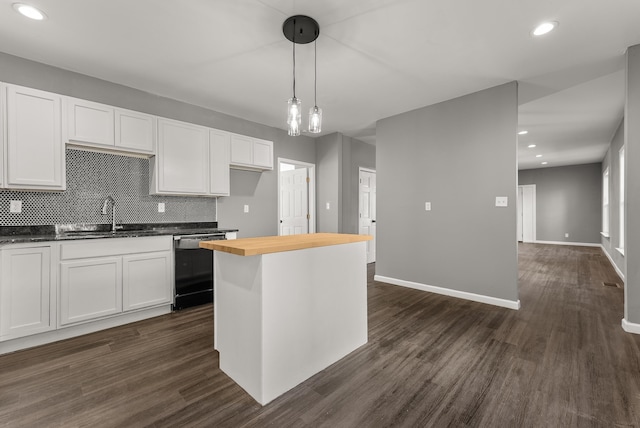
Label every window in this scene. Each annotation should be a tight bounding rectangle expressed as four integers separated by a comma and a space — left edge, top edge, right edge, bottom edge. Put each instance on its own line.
619, 147, 625, 254
602, 168, 609, 236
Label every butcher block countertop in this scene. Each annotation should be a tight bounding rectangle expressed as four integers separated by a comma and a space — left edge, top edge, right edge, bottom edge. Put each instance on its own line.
199, 233, 372, 256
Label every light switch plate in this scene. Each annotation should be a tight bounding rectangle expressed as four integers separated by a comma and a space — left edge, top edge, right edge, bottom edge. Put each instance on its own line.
10, 200, 22, 213
495, 196, 508, 207
158, 202, 165, 213
425, 202, 431, 211
244, 204, 249, 213
326, 202, 330, 210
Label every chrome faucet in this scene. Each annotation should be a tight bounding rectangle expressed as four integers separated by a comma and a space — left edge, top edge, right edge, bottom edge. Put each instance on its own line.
101, 196, 121, 232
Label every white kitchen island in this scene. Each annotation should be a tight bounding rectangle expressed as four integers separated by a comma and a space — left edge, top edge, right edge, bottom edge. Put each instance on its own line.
200, 233, 372, 405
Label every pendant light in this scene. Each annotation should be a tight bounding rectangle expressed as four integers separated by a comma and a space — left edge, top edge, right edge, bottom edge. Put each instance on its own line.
308, 40, 322, 133
283, 15, 320, 136
286, 37, 301, 136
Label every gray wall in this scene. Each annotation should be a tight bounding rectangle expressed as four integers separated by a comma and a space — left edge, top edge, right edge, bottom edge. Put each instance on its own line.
626, 44, 640, 324
0, 52, 316, 238
341, 136, 376, 234
376, 82, 519, 303
316, 133, 342, 232
601, 121, 625, 277
315, 133, 376, 234
519, 163, 602, 244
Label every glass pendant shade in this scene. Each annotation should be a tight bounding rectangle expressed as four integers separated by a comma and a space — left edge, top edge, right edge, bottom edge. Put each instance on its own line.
287, 97, 302, 136
308, 105, 322, 133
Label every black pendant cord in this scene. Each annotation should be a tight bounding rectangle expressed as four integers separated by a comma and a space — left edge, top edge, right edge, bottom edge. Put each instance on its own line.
313, 40, 317, 106
292, 19, 296, 98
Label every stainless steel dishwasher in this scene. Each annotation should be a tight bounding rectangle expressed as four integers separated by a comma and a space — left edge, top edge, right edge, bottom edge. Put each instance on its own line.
173, 232, 226, 310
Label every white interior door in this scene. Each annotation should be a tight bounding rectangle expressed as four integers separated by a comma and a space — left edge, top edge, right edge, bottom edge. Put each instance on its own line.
517, 186, 523, 241
280, 167, 309, 235
359, 169, 376, 263
518, 185, 536, 243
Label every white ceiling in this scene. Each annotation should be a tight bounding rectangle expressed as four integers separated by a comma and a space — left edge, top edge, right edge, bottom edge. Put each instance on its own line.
1, 0, 639, 170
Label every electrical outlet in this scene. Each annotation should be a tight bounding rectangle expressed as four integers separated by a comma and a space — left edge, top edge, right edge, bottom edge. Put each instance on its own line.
244, 204, 249, 213
10, 200, 22, 213
495, 196, 508, 207
565, 233, 569, 238
425, 202, 431, 211
158, 202, 165, 213
326, 202, 330, 210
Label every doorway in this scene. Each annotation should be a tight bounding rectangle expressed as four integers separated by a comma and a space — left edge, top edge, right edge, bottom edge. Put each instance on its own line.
359, 168, 376, 263
517, 184, 536, 243
278, 158, 316, 235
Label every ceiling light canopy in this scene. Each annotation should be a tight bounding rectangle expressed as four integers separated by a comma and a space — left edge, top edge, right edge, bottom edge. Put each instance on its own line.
518, 130, 528, 135
541, 161, 548, 165
536, 154, 543, 158
528, 144, 536, 148
13, 3, 46, 20
532, 21, 558, 36
283, 15, 321, 136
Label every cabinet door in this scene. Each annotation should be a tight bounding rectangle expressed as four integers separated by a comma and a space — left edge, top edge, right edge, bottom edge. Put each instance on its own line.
0, 84, 4, 187
209, 129, 230, 196
253, 138, 273, 169
0, 247, 53, 340
6, 85, 64, 190
59, 257, 122, 325
123, 251, 171, 311
66, 98, 114, 146
156, 118, 209, 194
115, 108, 155, 154
230, 134, 253, 166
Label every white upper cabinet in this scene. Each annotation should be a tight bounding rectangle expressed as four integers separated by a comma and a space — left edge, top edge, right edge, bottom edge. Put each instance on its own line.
153, 118, 210, 195
5, 84, 65, 191
209, 129, 230, 196
115, 108, 155, 154
253, 138, 273, 169
152, 120, 232, 197
230, 134, 252, 165
0, 84, 4, 187
230, 133, 273, 171
65, 97, 155, 156
66, 98, 114, 146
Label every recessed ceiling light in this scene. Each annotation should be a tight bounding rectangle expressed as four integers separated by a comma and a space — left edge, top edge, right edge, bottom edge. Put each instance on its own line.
12, 3, 46, 20
528, 144, 536, 148
532, 21, 558, 37
541, 161, 548, 165
518, 130, 528, 135
536, 154, 543, 158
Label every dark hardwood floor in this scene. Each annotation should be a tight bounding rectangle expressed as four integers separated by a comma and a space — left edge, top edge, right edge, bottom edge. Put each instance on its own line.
1, 244, 639, 427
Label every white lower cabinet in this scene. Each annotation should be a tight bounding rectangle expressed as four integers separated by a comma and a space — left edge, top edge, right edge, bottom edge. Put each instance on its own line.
58, 236, 172, 327
0, 246, 54, 340
123, 252, 171, 311
59, 257, 123, 326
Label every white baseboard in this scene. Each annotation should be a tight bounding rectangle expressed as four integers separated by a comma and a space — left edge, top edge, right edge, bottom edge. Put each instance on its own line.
374, 275, 520, 310
622, 318, 640, 334
600, 244, 625, 281
534, 240, 601, 247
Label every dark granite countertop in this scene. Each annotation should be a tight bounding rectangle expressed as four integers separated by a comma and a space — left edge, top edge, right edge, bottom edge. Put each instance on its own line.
0, 222, 238, 245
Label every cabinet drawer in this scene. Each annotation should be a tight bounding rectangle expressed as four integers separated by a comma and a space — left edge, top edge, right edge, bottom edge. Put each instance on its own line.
60, 235, 172, 260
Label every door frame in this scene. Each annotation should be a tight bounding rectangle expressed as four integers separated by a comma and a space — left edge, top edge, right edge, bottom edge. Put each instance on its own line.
517, 184, 536, 243
277, 158, 316, 235
359, 167, 376, 263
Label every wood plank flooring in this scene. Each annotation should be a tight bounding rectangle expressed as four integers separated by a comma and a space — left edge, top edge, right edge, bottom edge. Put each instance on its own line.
1, 243, 639, 427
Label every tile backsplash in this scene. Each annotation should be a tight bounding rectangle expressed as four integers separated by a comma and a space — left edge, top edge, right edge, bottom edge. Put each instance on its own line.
0, 149, 216, 226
